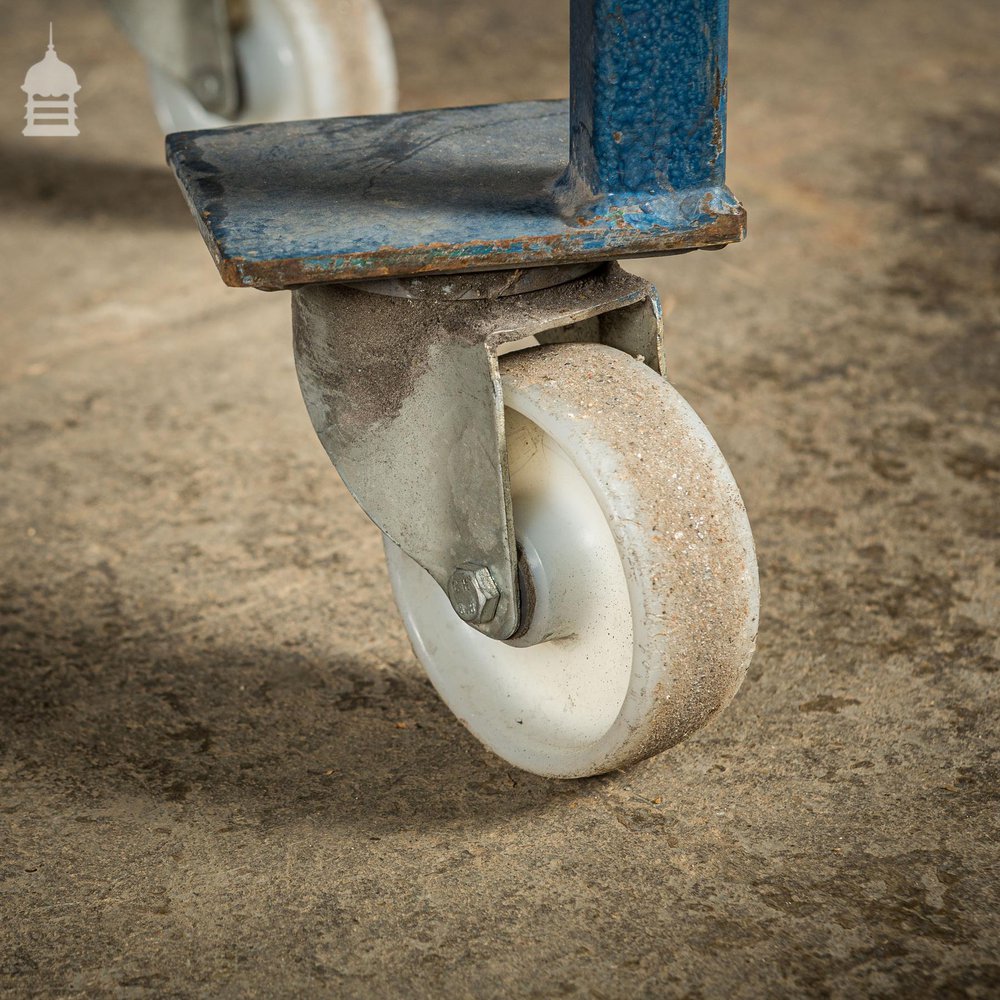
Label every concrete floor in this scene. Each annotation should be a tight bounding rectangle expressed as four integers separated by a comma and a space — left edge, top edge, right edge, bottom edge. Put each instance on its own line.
2, 1, 998, 996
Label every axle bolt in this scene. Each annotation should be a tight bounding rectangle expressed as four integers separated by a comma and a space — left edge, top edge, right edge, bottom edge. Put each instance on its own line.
448, 563, 500, 624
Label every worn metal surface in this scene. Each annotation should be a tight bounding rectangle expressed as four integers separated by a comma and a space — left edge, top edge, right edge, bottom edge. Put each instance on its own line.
344, 263, 601, 301
561, 0, 728, 205
166, 0, 741, 289
108, 0, 240, 117
292, 263, 663, 641
447, 564, 500, 625
167, 99, 744, 290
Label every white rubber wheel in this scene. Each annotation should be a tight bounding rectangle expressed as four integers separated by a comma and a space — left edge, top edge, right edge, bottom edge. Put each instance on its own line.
384, 343, 759, 778
148, 0, 396, 133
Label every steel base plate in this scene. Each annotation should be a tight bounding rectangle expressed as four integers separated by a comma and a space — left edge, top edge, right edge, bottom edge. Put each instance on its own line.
166, 99, 746, 291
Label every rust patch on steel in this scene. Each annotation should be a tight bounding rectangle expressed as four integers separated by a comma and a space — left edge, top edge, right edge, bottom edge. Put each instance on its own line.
219, 209, 746, 291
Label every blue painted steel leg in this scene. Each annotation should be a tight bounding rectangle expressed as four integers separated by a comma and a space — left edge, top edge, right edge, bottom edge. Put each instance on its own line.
565, 0, 727, 200
166, 0, 743, 290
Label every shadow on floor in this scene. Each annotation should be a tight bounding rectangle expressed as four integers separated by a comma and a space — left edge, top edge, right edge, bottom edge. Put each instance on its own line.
0, 140, 192, 229
0, 577, 591, 836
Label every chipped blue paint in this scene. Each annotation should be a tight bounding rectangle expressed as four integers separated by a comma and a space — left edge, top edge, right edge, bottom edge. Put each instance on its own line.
564, 0, 728, 199
166, 0, 742, 290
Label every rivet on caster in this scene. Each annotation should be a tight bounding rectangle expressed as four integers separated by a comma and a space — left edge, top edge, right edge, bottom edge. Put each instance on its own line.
167, 0, 760, 778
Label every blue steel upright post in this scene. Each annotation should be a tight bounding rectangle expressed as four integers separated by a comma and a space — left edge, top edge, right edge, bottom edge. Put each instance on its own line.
565, 0, 728, 200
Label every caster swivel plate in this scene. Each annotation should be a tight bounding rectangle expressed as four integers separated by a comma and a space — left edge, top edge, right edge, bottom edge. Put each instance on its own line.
167, 0, 759, 778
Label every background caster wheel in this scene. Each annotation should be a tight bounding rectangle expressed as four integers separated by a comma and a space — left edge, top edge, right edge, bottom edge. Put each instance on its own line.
147, 0, 396, 133
384, 343, 760, 778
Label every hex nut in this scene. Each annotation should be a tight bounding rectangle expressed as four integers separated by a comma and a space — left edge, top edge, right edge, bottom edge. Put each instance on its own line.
193, 68, 223, 104
447, 563, 500, 624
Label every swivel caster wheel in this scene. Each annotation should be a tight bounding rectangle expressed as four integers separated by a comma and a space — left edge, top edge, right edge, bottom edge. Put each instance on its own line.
144, 0, 396, 132
384, 343, 759, 778
166, 1, 758, 778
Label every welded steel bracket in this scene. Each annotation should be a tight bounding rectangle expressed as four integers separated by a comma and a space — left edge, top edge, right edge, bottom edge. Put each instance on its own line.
166, 0, 742, 289
292, 263, 664, 640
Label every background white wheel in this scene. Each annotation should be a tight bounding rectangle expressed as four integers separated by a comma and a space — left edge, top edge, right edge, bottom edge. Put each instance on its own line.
147, 0, 396, 133
384, 343, 759, 778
